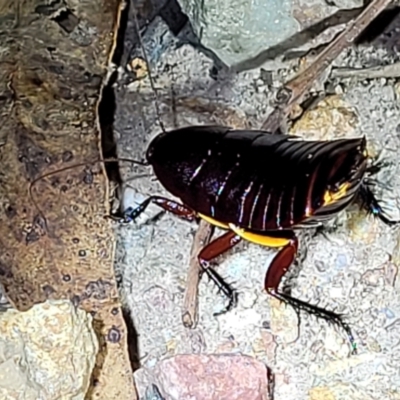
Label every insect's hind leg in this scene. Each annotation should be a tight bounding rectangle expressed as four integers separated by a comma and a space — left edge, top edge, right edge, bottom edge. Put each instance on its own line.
109, 196, 197, 223
264, 232, 357, 354
198, 231, 242, 315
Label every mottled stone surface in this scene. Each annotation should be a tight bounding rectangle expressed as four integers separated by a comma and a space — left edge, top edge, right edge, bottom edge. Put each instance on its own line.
178, 0, 299, 66
113, 3, 400, 400
0, 300, 98, 400
135, 354, 272, 400
290, 95, 359, 139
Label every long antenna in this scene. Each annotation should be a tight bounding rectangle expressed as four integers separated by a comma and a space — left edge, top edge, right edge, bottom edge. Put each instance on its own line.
130, 0, 166, 133
29, 157, 148, 226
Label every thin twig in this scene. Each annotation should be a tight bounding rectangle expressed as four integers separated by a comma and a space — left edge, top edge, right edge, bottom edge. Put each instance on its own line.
261, 0, 393, 132
182, 220, 214, 328
331, 62, 400, 80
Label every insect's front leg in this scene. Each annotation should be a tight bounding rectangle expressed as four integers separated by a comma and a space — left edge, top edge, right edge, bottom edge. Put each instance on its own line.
108, 196, 197, 223
358, 183, 400, 226
197, 231, 242, 315
264, 231, 357, 355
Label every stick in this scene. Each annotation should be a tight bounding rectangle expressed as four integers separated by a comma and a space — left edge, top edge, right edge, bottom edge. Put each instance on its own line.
331, 62, 400, 80
261, 0, 393, 132
182, 220, 214, 328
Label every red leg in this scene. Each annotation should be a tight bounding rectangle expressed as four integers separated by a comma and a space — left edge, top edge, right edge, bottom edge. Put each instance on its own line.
198, 231, 242, 314
152, 197, 196, 221
264, 232, 357, 354
264, 234, 298, 290
109, 195, 196, 223
198, 230, 241, 267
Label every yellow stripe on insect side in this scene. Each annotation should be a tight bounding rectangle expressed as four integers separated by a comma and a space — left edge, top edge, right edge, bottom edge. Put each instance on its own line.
323, 182, 350, 206
198, 213, 290, 247
228, 224, 290, 247
198, 213, 230, 229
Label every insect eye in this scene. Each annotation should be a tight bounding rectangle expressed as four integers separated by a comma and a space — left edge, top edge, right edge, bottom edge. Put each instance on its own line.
124, 206, 134, 214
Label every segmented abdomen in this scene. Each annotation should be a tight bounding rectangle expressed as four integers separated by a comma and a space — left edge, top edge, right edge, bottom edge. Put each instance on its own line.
147, 126, 368, 231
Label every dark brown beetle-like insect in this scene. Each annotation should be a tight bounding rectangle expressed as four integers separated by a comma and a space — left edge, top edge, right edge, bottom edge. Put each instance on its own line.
112, 124, 399, 355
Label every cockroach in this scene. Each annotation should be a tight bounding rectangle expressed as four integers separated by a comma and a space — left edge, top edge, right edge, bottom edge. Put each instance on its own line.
28, 87, 395, 359
28, 4, 398, 358
109, 125, 399, 355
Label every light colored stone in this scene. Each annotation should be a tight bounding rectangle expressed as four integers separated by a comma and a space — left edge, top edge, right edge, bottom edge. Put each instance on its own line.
269, 297, 299, 345
309, 386, 336, 400
0, 300, 98, 400
290, 95, 359, 140
179, 0, 299, 66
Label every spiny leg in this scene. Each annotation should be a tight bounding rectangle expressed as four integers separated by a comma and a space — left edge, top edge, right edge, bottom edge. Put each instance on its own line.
198, 230, 242, 315
365, 157, 392, 176
109, 195, 196, 223
264, 231, 357, 355
358, 183, 400, 226
360, 157, 400, 225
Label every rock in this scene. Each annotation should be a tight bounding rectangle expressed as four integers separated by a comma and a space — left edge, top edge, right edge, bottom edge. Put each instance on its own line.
289, 95, 359, 140
134, 354, 272, 400
269, 297, 299, 345
309, 386, 336, 400
0, 300, 98, 400
179, 0, 299, 66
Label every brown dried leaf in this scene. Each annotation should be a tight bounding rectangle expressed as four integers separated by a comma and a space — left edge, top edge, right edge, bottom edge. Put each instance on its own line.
0, 0, 136, 398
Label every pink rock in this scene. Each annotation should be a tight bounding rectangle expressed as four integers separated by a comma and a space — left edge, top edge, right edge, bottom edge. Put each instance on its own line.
135, 354, 273, 400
